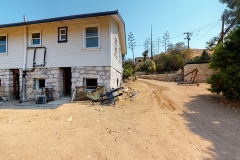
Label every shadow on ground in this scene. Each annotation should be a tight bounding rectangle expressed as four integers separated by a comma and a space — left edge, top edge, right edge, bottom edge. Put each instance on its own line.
181, 94, 240, 159
0, 97, 71, 110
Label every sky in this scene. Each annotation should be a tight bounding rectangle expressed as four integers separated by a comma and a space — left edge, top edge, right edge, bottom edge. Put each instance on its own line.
0, 0, 226, 58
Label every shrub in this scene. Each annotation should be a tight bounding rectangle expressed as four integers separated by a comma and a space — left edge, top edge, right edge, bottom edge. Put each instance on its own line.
123, 63, 136, 80
135, 60, 156, 74
187, 50, 211, 64
207, 27, 240, 100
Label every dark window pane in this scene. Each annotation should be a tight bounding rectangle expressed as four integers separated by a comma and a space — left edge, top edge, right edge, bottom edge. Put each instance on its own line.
39, 79, 45, 88
33, 39, 40, 45
61, 35, 66, 40
86, 37, 98, 47
86, 79, 97, 89
0, 45, 6, 53
86, 27, 98, 37
32, 33, 40, 38
0, 36, 6, 44
60, 29, 66, 34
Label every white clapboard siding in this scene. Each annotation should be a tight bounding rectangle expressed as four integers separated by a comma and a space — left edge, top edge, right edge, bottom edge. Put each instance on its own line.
26, 17, 110, 69
110, 18, 123, 73
0, 27, 24, 69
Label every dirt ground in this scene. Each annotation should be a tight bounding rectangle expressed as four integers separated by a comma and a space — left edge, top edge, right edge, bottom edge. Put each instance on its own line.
0, 79, 240, 160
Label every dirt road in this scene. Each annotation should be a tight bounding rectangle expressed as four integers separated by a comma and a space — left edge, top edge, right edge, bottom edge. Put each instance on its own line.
0, 79, 239, 160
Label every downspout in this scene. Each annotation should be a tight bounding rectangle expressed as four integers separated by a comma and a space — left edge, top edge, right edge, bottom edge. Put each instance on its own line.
20, 16, 27, 102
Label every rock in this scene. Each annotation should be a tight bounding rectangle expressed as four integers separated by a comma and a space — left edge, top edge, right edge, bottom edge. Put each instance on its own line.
115, 96, 122, 102
123, 87, 129, 93
67, 117, 73, 122
177, 69, 182, 74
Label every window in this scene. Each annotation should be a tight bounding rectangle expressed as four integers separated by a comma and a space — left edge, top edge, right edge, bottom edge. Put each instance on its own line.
119, 47, 122, 61
0, 34, 7, 54
114, 36, 118, 56
30, 31, 41, 46
58, 27, 68, 43
84, 78, 97, 90
34, 79, 45, 89
83, 24, 100, 49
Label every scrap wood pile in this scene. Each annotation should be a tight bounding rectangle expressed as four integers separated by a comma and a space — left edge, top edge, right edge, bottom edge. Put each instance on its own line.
71, 84, 140, 105
121, 86, 140, 101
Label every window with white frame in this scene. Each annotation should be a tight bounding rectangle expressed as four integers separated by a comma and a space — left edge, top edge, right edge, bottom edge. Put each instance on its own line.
30, 31, 41, 45
84, 24, 100, 48
33, 79, 45, 89
58, 27, 67, 42
0, 34, 7, 54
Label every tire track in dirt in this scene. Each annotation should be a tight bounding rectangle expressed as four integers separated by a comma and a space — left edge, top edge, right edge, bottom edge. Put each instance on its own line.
142, 81, 176, 111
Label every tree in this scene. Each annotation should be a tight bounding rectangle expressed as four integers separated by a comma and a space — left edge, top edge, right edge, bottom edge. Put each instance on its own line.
122, 58, 136, 80
155, 37, 161, 54
206, 0, 240, 49
135, 60, 156, 74
207, 27, 240, 100
187, 50, 211, 64
128, 32, 136, 68
167, 42, 191, 61
162, 31, 170, 52
142, 50, 148, 62
143, 38, 150, 55
154, 53, 185, 73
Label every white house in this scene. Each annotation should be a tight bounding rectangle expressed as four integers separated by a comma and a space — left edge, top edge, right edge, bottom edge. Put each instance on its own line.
0, 10, 126, 100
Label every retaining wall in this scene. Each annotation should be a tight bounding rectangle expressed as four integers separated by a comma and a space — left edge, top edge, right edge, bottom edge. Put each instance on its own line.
184, 63, 213, 83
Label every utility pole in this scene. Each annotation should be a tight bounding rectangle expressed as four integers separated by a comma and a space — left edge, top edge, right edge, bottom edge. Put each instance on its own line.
151, 24, 153, 60
219, 14, 225, 44
184, 32, 192, 50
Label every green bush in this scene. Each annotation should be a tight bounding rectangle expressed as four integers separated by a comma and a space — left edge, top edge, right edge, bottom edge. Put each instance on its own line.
187, 50, 211, 64
135, 60, 156, 74
154, 53, 185, 72
123, 63, 136, 80
207, 27, 240, 100
145, 60, 156, 74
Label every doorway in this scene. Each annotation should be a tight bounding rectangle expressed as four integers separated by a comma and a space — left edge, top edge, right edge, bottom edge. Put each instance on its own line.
62, 67, 72, 96
12, 69, 20, 99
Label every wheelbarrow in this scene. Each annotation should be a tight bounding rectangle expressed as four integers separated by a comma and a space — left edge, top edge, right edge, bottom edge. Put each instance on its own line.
87, 87, 123, 105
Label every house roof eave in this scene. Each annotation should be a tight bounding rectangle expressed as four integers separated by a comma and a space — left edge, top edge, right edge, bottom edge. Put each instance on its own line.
0, 10, 119, 28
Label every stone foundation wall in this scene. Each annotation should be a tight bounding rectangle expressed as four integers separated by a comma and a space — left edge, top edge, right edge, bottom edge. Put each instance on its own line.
71, 66, 112, 91
110, 67, 122, 89
184, 63, 213, 83
0, 69, 13, 100
23, 68, 63, 100
1, 66, 121, 100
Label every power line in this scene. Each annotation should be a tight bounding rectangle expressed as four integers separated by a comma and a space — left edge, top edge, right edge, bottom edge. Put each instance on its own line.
170, 34, 185, 39
169, 19, 221, 40
190, 19, 221, 33
192, 21, 221, 42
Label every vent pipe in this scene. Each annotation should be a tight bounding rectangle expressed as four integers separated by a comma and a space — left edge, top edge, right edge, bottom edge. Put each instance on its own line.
23, 15, 26, 22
